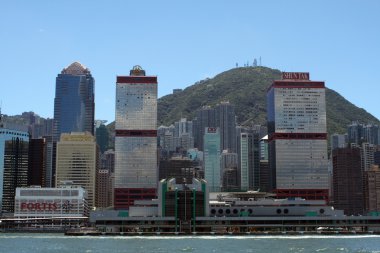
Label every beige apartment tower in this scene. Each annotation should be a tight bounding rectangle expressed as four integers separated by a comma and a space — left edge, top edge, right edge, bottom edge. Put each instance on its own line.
56, 132, 99, 209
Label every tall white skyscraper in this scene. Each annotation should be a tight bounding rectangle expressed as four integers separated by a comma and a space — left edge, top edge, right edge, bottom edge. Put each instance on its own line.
114, 66, 158, 209
267, 72, 329, 200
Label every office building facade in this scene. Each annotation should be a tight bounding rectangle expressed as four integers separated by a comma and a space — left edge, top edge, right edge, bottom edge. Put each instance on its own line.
159, 157, 196, 184
114, 66, 158, 209
221, 150, 238, 191
215, 102, 237, 152
28, 138, 46, 187
96, 169, 113, 209
203, 127, 221, 192
55, 132, 98, 209
365, 166, 380, 214
332, 147, 364, 215
194, 102, 237, 153
0, 128, 29, 214
53, 62, 95, 141
238, 130, 260, 191
348, 122, 380, 146
330, 133, 348, 151
194, 106, 216, 151
267, 72, 328, 200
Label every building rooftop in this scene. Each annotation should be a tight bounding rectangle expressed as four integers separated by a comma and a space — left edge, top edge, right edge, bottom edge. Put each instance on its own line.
61, 61, 90, 75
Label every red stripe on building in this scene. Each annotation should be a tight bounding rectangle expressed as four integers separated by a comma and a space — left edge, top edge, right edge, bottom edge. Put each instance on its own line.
267, 81, 325, 91
269, 133, 327, 141
114, 188, 156, 209
115, 130, 157, 137
274, 189, 329, 202
117, 76, 157, 84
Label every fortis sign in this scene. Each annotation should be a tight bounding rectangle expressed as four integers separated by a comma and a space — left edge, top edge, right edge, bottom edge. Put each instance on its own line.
20, 202, 58, 211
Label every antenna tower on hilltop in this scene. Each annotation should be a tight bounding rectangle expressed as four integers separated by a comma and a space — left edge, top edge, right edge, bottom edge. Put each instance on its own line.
0, 101, 3, 128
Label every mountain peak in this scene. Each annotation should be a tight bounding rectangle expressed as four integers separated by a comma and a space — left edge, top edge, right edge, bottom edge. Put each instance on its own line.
158, 66, 379, 135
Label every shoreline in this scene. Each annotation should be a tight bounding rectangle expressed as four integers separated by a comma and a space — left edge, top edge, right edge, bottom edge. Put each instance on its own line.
1, 230, 379, 237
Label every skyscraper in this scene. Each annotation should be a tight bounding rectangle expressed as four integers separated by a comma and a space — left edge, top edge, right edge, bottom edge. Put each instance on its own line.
96, 169, 112, 209
203, 127, 221, 192
364, 166, 380, 214
238, 131, 260, 191
0, 128, 29, 214
194, 106, 216, 151
348, 122, 380, 146
96, 123, 109, 154
221, 150, 238, 191
55, 132, 99, 209
53, 62, 95, 141
267, 72, 328, 200
330, 133, 348, 151
332, 147, 364, 215
28, 138, 46, 187
215, 101, 237, 152
194, 102, 237, 153
114, 65, 158, 209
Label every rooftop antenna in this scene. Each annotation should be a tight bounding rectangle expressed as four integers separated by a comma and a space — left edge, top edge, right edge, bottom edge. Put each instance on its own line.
0, 101, 3, 128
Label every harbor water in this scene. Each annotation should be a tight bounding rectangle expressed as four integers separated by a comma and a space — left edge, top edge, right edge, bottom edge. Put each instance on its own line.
1, 233, 380, 253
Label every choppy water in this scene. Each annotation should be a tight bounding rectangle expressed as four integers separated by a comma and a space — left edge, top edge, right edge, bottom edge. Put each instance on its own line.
1, 234, 380, 253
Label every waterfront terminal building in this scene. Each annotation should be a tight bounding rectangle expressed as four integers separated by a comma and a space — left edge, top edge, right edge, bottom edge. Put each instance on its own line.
90, 179, 380, 234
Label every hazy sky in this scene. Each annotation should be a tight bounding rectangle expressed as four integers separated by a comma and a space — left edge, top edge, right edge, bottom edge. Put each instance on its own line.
1, 1, 379, 124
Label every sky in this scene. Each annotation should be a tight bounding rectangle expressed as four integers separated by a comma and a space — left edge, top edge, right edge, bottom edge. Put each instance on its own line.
1, 1, 379, 124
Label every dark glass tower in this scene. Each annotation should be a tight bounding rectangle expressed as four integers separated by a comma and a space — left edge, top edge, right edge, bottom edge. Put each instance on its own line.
53, 62, 95, 141
215, 101, 237, 152
1, 131, 29, 214
193, 106, 216, 151
332, 147, 364, 215
28, 138, 46, 187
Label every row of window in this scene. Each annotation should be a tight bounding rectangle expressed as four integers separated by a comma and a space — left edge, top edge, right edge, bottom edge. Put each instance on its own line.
0, 131, 29, 137
19, 190, 80, 197
210, 208, 326, 215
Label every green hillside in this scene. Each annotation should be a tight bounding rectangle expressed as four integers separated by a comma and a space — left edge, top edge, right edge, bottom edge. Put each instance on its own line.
157, 66, 379, 135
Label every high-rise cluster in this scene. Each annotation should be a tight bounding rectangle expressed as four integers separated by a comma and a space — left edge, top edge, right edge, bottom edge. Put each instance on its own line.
4, 64, 380, 221
331, 121, 380, 215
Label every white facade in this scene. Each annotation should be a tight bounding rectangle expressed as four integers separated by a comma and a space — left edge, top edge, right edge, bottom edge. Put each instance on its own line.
267, 74, 329, 192
115, 82, 157, 131
275, 139, 329, 189
14, 185, 88, 218
272, 87, 326, 133
115, 68, 158, 190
